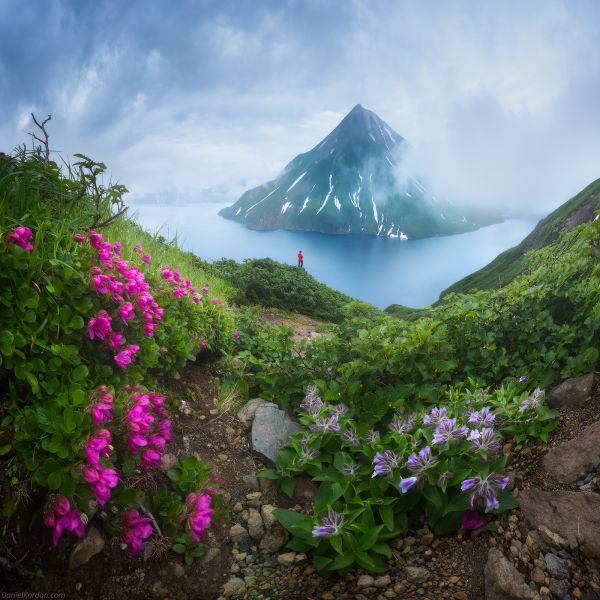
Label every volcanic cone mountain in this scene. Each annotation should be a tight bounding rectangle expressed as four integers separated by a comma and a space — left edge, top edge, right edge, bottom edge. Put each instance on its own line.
219, 104, 498, 238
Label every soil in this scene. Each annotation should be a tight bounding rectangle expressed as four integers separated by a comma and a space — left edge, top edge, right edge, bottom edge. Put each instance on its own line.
1, 314, 599, 600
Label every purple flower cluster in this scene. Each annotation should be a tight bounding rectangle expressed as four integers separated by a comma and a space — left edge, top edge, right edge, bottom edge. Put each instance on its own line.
341, 426, 360, 447
297, 443, 320, 466
121, 508, 153, 554
312, 509, 344, 538
43, 495, 86, 547
372, 449, 400, 478
432, 418, 469, 445
468, 407, 495, 428
423, 407, 447, 427
300, 386, 324, 417
388, 414, 416, 434
407, 446, 437, 473
461, 473, 509, 513
309, 414, 340, 433
468, 428, 502, 454
520, 387, 544, 412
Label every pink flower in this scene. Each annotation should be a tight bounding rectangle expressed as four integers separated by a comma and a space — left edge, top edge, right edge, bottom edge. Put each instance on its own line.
192, 294, 201, 304
118, 302, 135, 324
113, 241, 122, 256
211, 297, 218, 305
186, 492, 214, 541
121, 509, 152, 554
201, 286, 209, 295
8, 226, 34, 251
88, 313, 112, 341
233, 329, 240, 342
200, 339, 207, 351
461, 509, 486, 531
92, 274, 111, 294
90, 467, 119, 505
107, 331, 124, 349
141, 448, 161, 468
144, 323, 157, 337
44, 496, 85, 547
143, 253, 150, 264
173, 286, 186, 299
74, 233, 86, 244
134, 242, 143, 256
91, 402, 113, 426
159, 347, 168, 353
114, 344, 139, 369
88, 231, 103, 249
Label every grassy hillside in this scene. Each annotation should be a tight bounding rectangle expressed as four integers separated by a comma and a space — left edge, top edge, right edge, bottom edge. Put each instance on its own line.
438, 177, 600, 298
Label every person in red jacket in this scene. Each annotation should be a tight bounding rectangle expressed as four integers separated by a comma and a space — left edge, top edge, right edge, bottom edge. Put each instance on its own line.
297, 250, 304, 268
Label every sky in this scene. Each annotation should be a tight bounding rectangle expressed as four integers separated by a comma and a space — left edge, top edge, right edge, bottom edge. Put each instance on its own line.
1, 0, 600, 215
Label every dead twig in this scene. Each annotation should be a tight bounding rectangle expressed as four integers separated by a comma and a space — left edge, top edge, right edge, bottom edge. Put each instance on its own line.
28, 113, 51, 166
137, 502, 163, 537
0, 553, 40, 578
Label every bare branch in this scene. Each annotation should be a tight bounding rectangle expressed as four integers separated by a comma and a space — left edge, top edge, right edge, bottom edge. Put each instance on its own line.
29, 113, 51, 166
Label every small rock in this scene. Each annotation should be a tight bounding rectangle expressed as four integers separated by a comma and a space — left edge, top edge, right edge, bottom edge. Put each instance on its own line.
277, 552, 296, 567
452, 593, 468, 600
222, 576, 246, 598
75, 583, 82, 592
548, 373, 595, 409
530, 567, 545, 585
69, 526, 105, 569
357, 575, 375, 588
548, 577, 569, 598
201, 547, 221, 566
229, 524, 252, 552
544, 553, 570, 580
160, 453, 177, 471
258, 524, 289, 553
421, 532, 434, 546
260, 504, 278, 529
242, 474, 260, 491
405, 566, 430, 583
172, 563, 185, 578
484, 548, 535, 599
322, 594, 335, 600
448, 576, 460, 584
247, 508, 265, 541
374, 574, 391, 588
237, 399, 277, 429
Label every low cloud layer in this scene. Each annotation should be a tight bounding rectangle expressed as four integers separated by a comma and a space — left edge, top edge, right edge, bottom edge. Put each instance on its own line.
1, 0, 600, 216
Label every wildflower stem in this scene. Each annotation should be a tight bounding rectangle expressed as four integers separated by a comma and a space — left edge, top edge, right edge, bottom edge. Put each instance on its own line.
137, 502, 163, 537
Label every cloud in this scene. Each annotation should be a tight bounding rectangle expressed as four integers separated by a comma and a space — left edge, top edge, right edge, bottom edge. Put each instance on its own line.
1, 0, 600, 215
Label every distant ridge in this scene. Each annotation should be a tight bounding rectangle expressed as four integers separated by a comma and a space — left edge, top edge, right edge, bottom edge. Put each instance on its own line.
219, 105, 498, 238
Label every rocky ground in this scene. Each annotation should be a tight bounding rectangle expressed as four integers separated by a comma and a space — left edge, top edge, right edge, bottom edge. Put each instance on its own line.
2, 313, 600, 599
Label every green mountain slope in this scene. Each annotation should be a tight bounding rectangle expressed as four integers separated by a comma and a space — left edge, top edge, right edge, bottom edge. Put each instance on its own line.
438, 177, 600, 299
220, 105, 498, 238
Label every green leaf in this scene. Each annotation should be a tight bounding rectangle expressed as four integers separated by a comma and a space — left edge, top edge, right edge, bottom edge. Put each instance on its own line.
330, 534, 343, 555
47, 470, 62, 490
371, 541, 392, 558
329, 553, 355, 571
355, 551, 388, 573
359, 525, 383, 551
379, 505, 395, 531
273, 508, 314, 539
71, 365, 89, 382
313, 554, 333, 572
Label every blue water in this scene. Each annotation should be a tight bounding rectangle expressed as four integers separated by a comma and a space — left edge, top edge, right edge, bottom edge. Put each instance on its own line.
131, 202, 537, 309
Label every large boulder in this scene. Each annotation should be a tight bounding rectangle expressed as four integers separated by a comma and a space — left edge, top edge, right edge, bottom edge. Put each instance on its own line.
548, 373, 595, 409
542, 420, 600, 483
237, 398, 277, 429
251, 404, 302, 463
519, 488, 600, 555
484, 548, 536, 600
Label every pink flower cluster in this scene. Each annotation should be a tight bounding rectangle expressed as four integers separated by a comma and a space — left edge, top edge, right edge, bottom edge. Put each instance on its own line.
80, 231, 164, 369
121, 508, 153, 554
8, 226, 34, 251
160, 265, 202, 302
126, 388, 171, 469
82, 428, 119, 505
43, 495, 86, 547
90, 385, 114, 426
185, 492, 214, 541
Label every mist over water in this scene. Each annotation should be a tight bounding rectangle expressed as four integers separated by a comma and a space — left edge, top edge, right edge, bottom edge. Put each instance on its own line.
131, 202, 537, 309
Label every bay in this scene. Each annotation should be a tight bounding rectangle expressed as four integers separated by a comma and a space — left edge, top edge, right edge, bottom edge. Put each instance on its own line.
131, 202, 537, 309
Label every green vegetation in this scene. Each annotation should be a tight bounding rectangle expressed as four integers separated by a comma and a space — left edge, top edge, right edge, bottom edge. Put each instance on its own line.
213, 257, 374, 322
0, 129, 232, 558
440, 177, 600, 298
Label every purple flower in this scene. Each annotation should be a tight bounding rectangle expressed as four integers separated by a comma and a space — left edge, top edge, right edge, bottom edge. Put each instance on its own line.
300, 386, 324, 417
329, 403, 349, 417
309, 414, 340, 433
340, 463, 360, 476
341, 427, 360, 447
407, 446, 437, 473
518, 374, 529, 384
460, 473, 510, 513
312, 509, 344, 538
520, 387, 544, 412
389, 414, 415, 434
399, 477, 418, 493
432, 418, 469, 445
372, 450, 400, 478
461, 509, 485, 530
364, 429, 380, 444
469, 428, 502, 455
423, 406, 447, 427
297, 444, 320, 466
468, 407, 495, 428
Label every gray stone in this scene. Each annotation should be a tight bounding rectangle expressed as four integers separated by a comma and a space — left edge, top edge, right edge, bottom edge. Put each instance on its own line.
247, 508, 265, 541
237, 399, 277, 429
260, 504, 278, 530
484, 548, 536, 600
374, 574, 391, 588
530, 567, 545, 585
222, 576, 246, 598
242, 473, 260, 491
543, 420, 600, 483
277, 551, 296, 567
548, 577, 569, 598
172, 563, 185, 578
539, 525, 568, 549
258, 524, 288, 553
519, 489, 600, 556
201, 546, 221, 566
548, 373, 595, 409
357, 575, 375, 588
544, 553, 570, 580
230, 524, 252, 552
160, 452, 177, 471
251, 404, 303, 463
69, 526, 105, 569
405, 566, 430, 583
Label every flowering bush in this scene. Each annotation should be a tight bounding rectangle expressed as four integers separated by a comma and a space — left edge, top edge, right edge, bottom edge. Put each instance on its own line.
0, 143, 231, 560
266, 382, 557, 574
